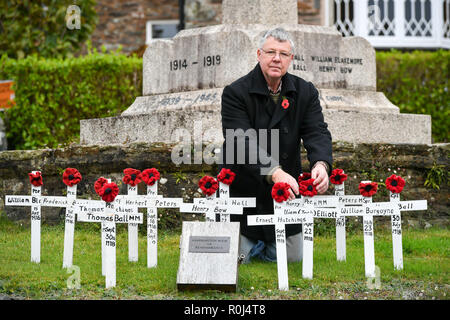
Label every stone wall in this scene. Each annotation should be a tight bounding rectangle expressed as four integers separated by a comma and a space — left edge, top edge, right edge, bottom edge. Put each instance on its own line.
91, 0, 324, 54
1, 142, 448, 231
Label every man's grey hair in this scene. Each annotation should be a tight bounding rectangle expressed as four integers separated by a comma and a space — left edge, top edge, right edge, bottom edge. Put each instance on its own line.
259, 27, 295, 53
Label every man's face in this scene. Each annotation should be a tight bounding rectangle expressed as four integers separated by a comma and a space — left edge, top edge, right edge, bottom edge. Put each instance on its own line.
257, 36, 293, 82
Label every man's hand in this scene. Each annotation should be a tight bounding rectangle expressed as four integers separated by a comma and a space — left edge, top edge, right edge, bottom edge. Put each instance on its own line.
311, 162, 329, 194
272, 168, 299, 200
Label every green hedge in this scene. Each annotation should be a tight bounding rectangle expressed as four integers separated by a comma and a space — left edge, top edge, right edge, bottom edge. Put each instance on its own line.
0, 51, 142, 149
0, 0, 97, 59
376, 49, 449, 143
0, 50, 448, 150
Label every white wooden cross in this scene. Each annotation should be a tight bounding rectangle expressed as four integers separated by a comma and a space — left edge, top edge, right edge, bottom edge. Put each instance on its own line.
144, 182, 183, 268
181, 190, 246, 222
4, 171, 44, 263
114, 187, 155, 265
77, 199, 119, 288
126, 184, 139, 262
333, 181, 377, 278
336, 182, 428, 276
334, 182, 346, 261
294, 196, 339, 280
215, 181, 256, 222
76, 185, 144, 289
366, 192, 427, 271
247, 195, 339, 289
62, 181, 82, 269
115, 181, 183, 268
247, 198, 294, 291
5, 171, 83, 265
385, 192, 426, 269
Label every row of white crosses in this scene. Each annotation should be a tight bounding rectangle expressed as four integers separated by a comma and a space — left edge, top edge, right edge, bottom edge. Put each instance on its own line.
5, 167, 427, 290
247, 169, 428, 291
178, 170, 256, 222
5, 167, 185, 288
4, 167, 255, 288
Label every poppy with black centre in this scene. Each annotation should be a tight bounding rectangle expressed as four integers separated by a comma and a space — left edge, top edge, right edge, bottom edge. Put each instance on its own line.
217, 168, 236, 185
94, 177, 108, 196
62, 168, 82, 187
299, 179, 317, 197
198, 176, 219, 196
358, 182, 378, 197
385, 174, 405, 194
122, 168, 142, 187
141, 168, 161, 186
28, 171, 43, 187
330, 168, 347, 185
271, 182, 290, 203
99, 182, 119, 202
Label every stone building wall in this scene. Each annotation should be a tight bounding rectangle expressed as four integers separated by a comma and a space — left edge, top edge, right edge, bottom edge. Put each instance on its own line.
91, 0, 180, 53
91, 0, 324, 54
1, 142, 448, 232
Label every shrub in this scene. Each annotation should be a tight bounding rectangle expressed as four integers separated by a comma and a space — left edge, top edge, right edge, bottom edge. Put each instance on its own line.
0, 0, 97, 59
0, 50, 142, 149
376, 50, 449, 143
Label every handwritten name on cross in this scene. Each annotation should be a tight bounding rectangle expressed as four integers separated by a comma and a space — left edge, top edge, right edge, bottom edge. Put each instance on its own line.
294, 196, 339, 280
355, 193, 427, 272
5, 171, 43, 263
182, 192, 244, 222
76, 197, 143, 287
144, 182, 183, 268
247, 196, 339, 290
336, 185, 427, 276
388, 192, 427, 270
216, 181, 256, 222
5, 172, 87, 265
115, 182, 183, 268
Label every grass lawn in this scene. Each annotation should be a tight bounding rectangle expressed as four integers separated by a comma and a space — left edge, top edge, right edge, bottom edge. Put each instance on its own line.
0, 214, 448, 300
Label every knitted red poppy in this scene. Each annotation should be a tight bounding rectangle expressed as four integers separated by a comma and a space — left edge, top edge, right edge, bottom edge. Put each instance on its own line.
330, 168, 348, 185
359, 182, 378, 197
62, 168, 82, 187
99, 182, 119, 202
385, 174, 405, 194
94, 177, 108, 196
122, 168, 142, 187
299, 179, 317, 197
28, 171, 43, 187
217, 168, 236, 185
298, 172, 311, 183
281, 98, 289, 109
271, 182, 290, 203
141, 168, 160, 186
198, 176, 219, 196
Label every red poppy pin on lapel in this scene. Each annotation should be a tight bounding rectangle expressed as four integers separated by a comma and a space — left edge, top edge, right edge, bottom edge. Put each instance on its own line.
281, 97, 289, 109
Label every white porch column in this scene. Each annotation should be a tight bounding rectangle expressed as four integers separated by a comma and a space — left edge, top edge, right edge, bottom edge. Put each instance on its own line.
354, 0, 368, 37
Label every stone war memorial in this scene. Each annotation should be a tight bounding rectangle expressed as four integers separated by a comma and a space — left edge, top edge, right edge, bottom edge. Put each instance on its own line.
1, 0, 447, 300
80, 0, 431, 146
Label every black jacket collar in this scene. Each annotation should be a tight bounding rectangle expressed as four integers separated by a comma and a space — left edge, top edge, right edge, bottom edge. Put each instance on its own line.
249, 63, 297, 96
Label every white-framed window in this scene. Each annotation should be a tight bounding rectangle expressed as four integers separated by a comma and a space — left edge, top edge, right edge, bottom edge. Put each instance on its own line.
146, 20, 179, 44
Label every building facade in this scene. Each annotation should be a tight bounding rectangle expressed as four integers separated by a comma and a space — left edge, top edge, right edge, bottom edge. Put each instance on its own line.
90, 0, 450, 54
90, 0, 325, 54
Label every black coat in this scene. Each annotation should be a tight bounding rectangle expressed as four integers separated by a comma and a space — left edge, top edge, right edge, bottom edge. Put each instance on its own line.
219, 63, 332, 242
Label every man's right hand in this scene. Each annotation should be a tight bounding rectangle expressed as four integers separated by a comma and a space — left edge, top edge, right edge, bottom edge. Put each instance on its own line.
271, 168, 299, 200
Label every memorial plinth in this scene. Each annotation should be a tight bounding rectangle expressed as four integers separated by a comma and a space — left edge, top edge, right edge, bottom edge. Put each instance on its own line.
176, 221, 240, 291
80, 0, 431, 146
